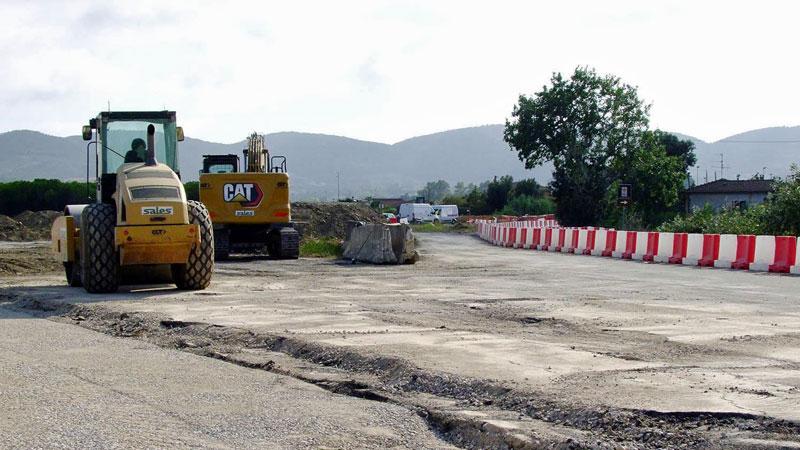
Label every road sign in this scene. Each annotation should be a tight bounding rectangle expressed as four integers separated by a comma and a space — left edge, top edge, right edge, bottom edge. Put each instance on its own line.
618, 184, 632, 205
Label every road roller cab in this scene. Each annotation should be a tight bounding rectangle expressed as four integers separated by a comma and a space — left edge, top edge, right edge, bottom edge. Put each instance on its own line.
51, 111, 214, 293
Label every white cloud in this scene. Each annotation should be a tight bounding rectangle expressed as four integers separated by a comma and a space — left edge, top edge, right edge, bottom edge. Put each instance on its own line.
0, 0, 798, 143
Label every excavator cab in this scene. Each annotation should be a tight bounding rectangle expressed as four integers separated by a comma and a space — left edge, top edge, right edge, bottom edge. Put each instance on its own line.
202, 154, 240, 174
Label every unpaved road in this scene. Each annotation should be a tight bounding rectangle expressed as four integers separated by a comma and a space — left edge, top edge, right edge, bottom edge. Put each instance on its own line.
2, 233, 800, 448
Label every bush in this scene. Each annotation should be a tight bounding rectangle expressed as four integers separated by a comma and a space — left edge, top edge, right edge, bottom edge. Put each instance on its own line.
762, 165, 800, 235
658, 204, 767, 235
300, 237, 342, 257
498, 195, 555, 216
658, 165, 800, 236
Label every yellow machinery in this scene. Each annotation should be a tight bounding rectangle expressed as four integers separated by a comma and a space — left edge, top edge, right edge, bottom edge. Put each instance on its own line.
199, 133, 299, 259
51, 111, 214, 293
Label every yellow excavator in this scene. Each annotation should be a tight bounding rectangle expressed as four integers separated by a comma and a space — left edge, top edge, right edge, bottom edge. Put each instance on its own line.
51, 111, 214, 293
199, 133, 299, 260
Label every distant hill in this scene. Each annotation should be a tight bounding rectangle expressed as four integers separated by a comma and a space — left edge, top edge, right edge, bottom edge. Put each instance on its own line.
0, 125, 549, 200
1, 125, 798, 199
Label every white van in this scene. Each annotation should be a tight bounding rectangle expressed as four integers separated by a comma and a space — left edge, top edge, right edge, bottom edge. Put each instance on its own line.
432, 205, 459, 223
398, 203, 437, 223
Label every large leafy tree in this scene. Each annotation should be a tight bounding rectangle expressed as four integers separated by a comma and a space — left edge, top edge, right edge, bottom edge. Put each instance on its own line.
654, 130, 696, 172
619, 131, 687, 227
510, 178, 542, 198
504, 67, 650, 225
486, 175, 514, 213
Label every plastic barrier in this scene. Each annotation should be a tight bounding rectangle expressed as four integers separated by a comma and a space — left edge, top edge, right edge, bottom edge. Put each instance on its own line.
475, 220, 797, 276
697, 234, 721, 267
561, 228, 579, 253
633, 232, 659, 261
595, 230, 617, 257
668, 233, 688, 264
551, 228, 566, 252
682, 234, 704, 266
529, 228, 542, 250
576, 229, 596, 255
771, 236, 797, 272
514, 226, 525, 248
539, 228, 554, 251
730, 235, 756, 270
612, 231, 637, 259
751, 236, 797, 273
713, 234, 736, 268
506, 227, 517, 248
611, 230, 628, 258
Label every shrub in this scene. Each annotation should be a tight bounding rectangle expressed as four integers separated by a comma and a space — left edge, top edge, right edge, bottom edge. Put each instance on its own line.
498, 195, 556, 216
300, 237, 342, 258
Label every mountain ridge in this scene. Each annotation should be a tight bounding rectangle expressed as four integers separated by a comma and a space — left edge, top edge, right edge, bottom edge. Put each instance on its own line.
1, 125, 798, 199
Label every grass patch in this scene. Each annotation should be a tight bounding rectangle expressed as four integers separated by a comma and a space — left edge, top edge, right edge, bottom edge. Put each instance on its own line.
300, 237, 343, 258
409, 222, 475, 233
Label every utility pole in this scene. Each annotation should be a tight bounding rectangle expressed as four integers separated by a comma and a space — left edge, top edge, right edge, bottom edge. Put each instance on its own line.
336, 172, 340, 201
718, 153, 730, 179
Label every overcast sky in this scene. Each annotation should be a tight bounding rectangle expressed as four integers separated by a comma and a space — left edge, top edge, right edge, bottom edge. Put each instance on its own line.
1, 0, 798, 144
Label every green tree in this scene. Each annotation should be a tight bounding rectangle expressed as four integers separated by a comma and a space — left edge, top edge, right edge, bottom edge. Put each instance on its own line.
655, 130, 696, 171
418, 180, 451, 203
183, 181, 199, 201
510, 178, 542, 198
463, 187, 489, 215
452, 181, 474, 197
763, 165, 800, 235
615, 131, 688, 227
499, 195, 555, 216
486, 175, 514, 213
504, 67, 650, 226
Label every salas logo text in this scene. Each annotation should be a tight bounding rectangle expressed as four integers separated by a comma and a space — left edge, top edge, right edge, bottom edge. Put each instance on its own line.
223, 183, 263, 207
141, 206, 174, 215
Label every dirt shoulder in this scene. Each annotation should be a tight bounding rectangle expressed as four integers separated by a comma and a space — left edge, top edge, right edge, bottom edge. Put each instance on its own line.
2, 234, 800, 448
0, 241, 60, 276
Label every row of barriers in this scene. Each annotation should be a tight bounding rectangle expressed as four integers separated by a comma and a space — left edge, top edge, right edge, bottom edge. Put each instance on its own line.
476, 220, 800, 274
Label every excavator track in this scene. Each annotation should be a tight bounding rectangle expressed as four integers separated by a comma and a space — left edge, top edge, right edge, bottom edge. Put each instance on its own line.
268, 227, 299, 259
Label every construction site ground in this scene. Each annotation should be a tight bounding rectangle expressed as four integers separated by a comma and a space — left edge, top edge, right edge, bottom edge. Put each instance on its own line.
1, 234, 799, 448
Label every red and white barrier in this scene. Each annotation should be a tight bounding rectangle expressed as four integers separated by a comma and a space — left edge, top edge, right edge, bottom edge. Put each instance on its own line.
576, 229, 596, 255
632, 232, 659, 261
561, 228, 579, 253
750, 235, 797, 273
475, 219, 799, 276
593, 229, 617, 257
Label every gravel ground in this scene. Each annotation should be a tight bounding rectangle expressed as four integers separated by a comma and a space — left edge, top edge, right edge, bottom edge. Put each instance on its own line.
2, 234, 800, 448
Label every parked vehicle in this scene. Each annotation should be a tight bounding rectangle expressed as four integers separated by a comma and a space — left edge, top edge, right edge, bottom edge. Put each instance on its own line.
432, 205, 459, 223
383, 212, 398, 223
398, 203, 437, 223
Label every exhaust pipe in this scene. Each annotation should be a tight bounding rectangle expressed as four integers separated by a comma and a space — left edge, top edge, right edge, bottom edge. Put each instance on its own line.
146, 124, 157, 166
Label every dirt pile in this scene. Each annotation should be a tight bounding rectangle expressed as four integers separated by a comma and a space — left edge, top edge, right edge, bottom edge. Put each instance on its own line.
292, 202, 382, 240
0, 210, 60, 241
0, 243, 61, 275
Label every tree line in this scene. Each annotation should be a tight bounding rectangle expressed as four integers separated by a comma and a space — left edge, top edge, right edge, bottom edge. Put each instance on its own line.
0, 179, 201, 216
416, 177, 555, 216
